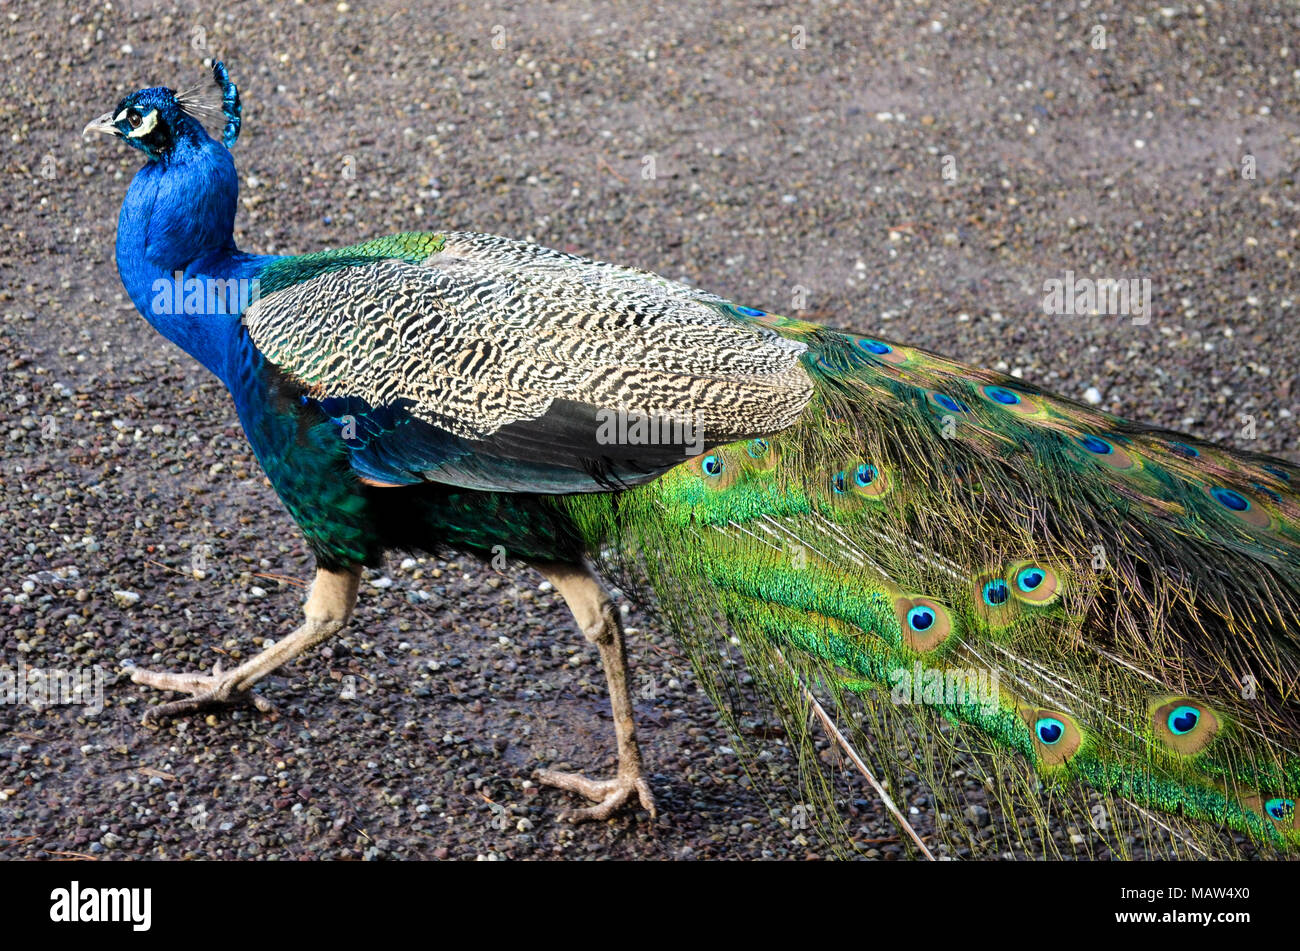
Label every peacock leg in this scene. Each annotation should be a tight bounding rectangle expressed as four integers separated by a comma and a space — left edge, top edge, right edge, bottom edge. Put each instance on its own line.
531, 560, 657, 822
130, 566, 361, 723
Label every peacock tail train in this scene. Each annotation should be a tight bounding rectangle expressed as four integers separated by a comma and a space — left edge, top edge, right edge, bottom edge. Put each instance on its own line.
558, 311, 1300, 859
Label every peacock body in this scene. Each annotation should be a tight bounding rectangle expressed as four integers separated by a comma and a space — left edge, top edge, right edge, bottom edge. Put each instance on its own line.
85, 64, 1300, 858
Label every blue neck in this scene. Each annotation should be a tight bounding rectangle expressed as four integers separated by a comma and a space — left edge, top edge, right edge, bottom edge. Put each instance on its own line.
115, 124, 275, 383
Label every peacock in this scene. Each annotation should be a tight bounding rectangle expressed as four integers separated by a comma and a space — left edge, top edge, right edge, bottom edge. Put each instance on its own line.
83, 63, 1300, 858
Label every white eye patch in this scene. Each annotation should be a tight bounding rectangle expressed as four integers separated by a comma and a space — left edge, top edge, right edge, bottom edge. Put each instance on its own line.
124, 108, 159, 139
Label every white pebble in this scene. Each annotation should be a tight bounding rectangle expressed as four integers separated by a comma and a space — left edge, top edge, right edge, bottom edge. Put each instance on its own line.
1083, 386, 1103, 405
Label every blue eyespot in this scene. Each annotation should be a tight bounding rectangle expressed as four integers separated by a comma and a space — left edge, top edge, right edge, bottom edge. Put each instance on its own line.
1035, 717, 1065, 745
906, 606, 935, 631
932, 393, 965, 413
831, 471, 848, 493
854, 463, 878, 487
1211, 487, 1250, 512
1016, 567, 1045, 592
982, 579, 1010, 606
1166, 705, 1200, 735
857, 339, 893, 355
702, 454, 725, 477
747, 438, 770, 458
1263, 465, 1291, 482
1265, 798, 1296, 822
1169, 441, 1200, 459
986, 386, 1021, 406
736, 306, 766, 317
1078, 435, 1113, 455
1253, 483, 1282, 503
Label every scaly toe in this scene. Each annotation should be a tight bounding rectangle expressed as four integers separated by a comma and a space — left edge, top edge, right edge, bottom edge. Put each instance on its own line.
131, 667, 221, 695
130, 665, 273, 723
536, 768, 657, 822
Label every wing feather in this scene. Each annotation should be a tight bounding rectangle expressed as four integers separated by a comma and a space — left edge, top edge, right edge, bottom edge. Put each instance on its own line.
246, 232, 813, 492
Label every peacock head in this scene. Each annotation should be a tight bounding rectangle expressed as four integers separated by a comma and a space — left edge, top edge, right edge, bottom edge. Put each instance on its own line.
82, 61, 242, 161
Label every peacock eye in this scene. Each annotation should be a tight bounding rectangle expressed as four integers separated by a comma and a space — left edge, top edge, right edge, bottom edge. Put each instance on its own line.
981, 579, 1009, 606
1015, 566, 1045, 592
905, 605, 935, 632
1166, 704, 1200, 735
1034, 717, 1065, 745
127, 110, 143, 129
1265, 798, 1295, 822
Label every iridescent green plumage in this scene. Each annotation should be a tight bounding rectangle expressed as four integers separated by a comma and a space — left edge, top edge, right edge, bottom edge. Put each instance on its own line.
556, 314, 1300, 858
257, 231, 448, 294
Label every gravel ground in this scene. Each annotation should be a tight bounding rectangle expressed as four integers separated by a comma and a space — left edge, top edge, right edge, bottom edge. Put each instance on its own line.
0, 0, 1297, 861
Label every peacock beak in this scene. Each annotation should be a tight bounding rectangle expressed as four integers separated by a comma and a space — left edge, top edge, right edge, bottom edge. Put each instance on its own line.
82, 112, 121, 138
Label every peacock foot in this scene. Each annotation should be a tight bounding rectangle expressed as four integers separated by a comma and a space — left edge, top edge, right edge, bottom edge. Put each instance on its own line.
128, 576, 359, 725
536, 767, 658, 822
131, 661, 275, 724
